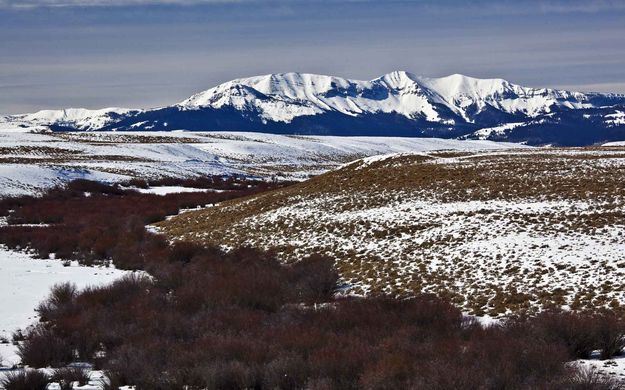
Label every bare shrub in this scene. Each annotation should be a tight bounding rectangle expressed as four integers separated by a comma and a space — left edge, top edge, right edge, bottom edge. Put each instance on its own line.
564, 365, 625, 390
262, 355, 308, 390
50, 367, 91, 390
36, 282, 77, 322
0, 370, 50, 390
595, 313, 625, 359
194, 360, 258, 390
288, 255, 338, 303
521, 310, 598, 359
17, 324, 74, 368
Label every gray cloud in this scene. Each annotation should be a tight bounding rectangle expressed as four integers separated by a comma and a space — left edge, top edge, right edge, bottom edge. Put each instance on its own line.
2, 0, 625, 12
0, 0, 248, 7
1, 0, 624, 114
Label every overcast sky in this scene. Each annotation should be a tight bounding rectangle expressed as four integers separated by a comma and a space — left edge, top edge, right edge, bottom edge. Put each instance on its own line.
1, 0, 625, 115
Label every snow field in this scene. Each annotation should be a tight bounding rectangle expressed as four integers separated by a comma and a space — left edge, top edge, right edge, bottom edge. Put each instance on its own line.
0, 131, 524, 197
0, 248, 129, 367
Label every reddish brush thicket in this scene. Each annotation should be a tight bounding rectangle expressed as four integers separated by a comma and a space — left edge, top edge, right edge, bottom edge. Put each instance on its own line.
1, 180, 625, 389
506, 310, 625, 362
0, 178, 285, 269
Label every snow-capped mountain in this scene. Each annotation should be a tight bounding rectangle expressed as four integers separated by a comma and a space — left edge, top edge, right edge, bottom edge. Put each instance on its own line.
2, 71, 625, 145
177, 71, 598, 125
0, 107, 138, 132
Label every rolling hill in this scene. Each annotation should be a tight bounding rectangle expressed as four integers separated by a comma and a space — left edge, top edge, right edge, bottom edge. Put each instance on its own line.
158, 147, 625, 316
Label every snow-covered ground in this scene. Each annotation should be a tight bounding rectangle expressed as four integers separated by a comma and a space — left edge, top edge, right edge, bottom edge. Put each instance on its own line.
134, 186, 218, 195
0, 248, 129, 367
575, 353, 625, 381
604, 140, 625, 146
605, 110, 625, 127
0, 131, 526, 197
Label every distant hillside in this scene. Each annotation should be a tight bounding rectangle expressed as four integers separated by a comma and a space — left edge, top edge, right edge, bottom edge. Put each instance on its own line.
0, 131, 518, 197
159, 147, 625, 316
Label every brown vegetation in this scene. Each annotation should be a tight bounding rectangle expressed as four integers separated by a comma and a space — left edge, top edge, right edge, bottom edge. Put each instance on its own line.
0, 177, 287, 268
1, 180, 625, 389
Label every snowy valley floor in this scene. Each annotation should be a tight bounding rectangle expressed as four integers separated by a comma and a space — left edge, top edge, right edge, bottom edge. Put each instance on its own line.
0, 131, 523, 197
0, 247, 128, 367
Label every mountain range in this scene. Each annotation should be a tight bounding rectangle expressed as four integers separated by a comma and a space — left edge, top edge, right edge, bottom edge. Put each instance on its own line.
2, 71, 625, 146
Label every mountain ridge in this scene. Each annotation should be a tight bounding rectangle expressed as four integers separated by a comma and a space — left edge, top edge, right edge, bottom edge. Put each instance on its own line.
2, 71, 625, 146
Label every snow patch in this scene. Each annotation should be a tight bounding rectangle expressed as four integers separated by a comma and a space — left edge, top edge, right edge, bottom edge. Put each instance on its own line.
0, 247, 129, 366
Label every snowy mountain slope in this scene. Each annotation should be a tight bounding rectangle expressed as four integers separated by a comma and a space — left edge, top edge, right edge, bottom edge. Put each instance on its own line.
417, 73, 594, 120
0, 107, 138, 132
463, 106, 625, 146
178, 71, 451, 123
2, 71, 625, 145
178, 71, 600, 124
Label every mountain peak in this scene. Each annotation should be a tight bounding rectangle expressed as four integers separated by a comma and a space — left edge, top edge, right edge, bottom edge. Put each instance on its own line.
383, 70, 416, 79
378, 70, 418, 87
419, 73, 511, 96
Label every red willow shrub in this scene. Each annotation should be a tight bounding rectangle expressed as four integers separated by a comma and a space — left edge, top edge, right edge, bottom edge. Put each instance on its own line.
0, 177, 287, 269
506, 310, 625, 361
2, 179, 625, 389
